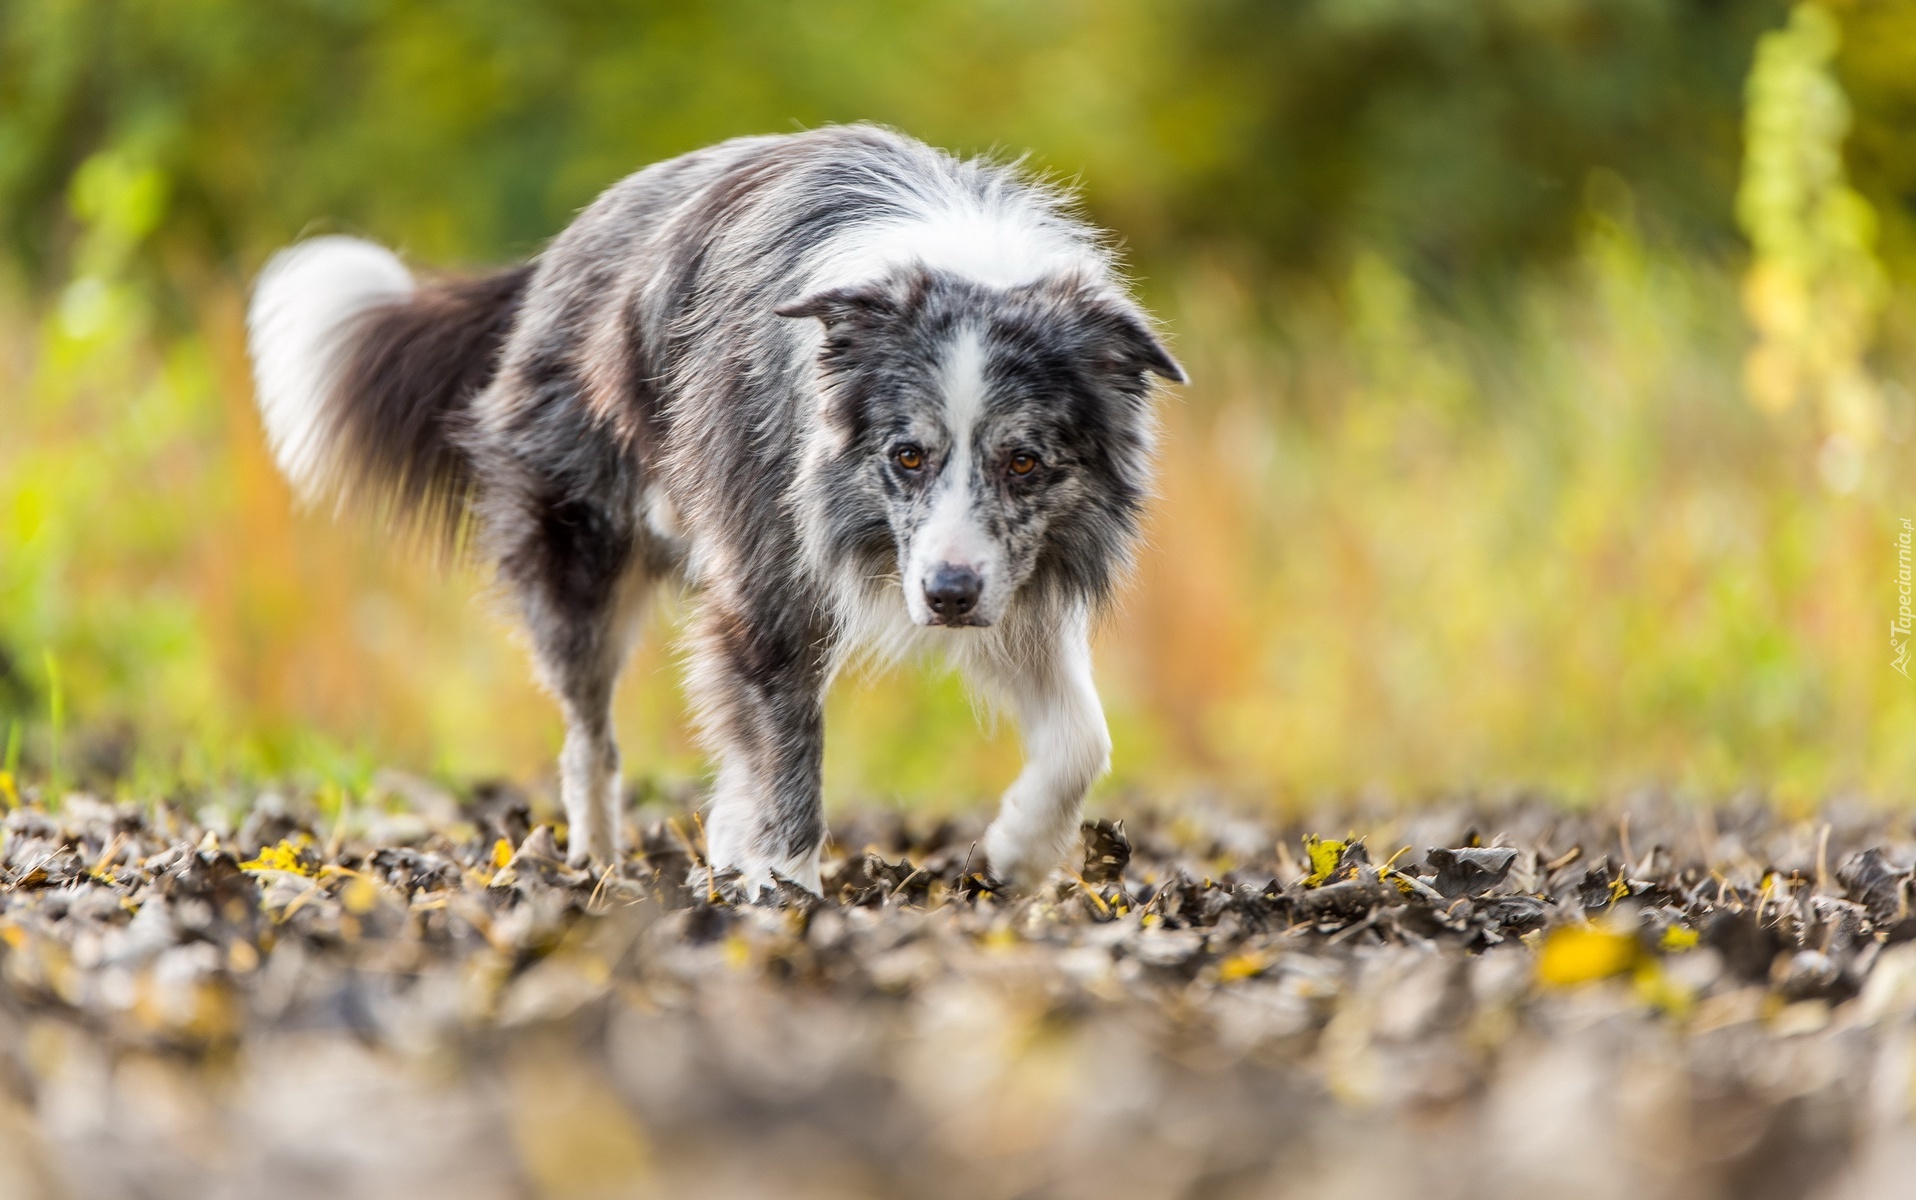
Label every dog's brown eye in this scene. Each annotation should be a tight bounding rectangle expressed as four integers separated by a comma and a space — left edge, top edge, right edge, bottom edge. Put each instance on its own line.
1008, 452, 1038, 476
894, 445, 924, 471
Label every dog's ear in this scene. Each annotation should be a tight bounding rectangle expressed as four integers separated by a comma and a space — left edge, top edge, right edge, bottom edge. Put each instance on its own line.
776, 283, 900, 327
1122, 324, 1188, 384
1085, 303, 1187, 385
779, 284, 902, 443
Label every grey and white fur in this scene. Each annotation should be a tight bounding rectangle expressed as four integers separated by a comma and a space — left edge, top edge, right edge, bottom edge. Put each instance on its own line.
246, 125, 1183, 894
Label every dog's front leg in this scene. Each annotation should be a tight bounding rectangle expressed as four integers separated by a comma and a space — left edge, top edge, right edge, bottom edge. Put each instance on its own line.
689, 592, 832, 896
979, 612, 1112, 887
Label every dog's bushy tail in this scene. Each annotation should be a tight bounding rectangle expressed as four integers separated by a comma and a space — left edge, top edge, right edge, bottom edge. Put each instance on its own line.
246, 236, 531, 544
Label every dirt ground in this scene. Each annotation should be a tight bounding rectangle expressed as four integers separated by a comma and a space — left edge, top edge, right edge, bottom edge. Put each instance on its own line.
3, 777, 1916, 1199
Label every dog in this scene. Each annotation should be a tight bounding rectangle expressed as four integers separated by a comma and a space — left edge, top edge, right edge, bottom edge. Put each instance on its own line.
246, 124, 1183, 894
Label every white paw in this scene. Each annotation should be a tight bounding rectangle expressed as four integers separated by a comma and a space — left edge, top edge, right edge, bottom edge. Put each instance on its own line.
708, 846, 823, 900
564, 821, 618, 871
982, 818, 1075, 888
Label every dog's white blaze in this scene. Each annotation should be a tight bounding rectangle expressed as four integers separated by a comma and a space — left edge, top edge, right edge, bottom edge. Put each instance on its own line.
939, 323, 990, 434
246, 236, 414, 500
903, 328, 1011, 625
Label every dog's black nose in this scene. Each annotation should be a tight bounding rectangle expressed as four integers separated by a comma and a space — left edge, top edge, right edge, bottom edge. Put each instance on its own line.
924, 565, 983, 621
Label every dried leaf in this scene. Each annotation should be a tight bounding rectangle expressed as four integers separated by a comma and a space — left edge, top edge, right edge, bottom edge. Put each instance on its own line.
1424, 846, 1518, 899
1080, 819, 1131, 884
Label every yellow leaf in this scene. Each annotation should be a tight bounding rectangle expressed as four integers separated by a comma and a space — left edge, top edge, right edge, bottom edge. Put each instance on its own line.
1633, 960, 1694, 1018
980, 926, 1019, 952
1536, 924, 1640, 987
240, 837, 314, 876
1659, 924, 1699, 952
1303, 835, 1345, 887
341, 876, 380, 915
1217, 951, 1269, 982
492, 837, 515, 869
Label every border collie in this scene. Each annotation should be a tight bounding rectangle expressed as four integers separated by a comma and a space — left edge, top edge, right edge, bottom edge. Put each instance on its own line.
246, 125, 1183, 894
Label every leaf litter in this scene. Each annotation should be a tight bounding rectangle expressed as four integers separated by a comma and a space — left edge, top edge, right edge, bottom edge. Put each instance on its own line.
1, 781, 1916, 1198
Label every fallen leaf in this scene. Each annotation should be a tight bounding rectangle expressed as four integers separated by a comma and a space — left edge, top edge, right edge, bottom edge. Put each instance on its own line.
1536, 924, 1639, 987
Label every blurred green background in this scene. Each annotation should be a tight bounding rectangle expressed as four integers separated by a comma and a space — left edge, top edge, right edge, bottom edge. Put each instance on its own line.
2, 0, 1913, 811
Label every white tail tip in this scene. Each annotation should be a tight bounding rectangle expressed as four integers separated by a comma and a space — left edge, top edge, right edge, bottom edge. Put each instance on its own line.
246, 236, 414, 500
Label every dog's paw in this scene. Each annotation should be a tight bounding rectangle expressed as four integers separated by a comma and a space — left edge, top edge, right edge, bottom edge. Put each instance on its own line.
564, 831, 617, 872
981, 819, 1074, 890
708, 851, 824, 902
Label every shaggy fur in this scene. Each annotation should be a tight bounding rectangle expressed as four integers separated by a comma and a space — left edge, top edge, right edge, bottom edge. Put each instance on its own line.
247, 125, 1183, 892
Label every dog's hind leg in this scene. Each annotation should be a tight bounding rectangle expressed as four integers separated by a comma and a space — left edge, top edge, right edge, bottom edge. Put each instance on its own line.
972, 607, 1112, 887
687, 587, 832, 896
490, 479, 647, 870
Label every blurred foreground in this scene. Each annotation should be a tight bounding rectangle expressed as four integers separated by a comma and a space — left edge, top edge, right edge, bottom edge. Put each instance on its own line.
5, 782, 1916, 1197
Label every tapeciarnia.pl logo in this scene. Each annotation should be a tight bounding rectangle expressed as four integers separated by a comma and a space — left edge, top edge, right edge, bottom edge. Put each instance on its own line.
1896, 518, 1913, 679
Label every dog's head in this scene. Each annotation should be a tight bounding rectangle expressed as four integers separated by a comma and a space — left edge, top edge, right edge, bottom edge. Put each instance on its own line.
781, 269, 1183, 628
